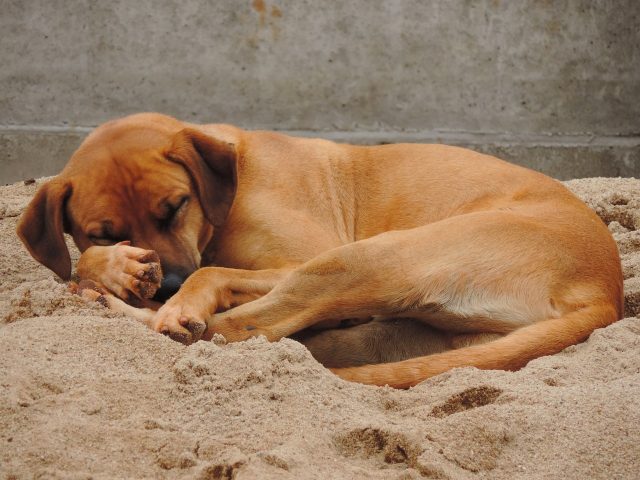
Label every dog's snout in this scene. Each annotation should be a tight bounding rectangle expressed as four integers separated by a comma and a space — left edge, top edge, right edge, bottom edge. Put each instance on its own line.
153, 272, 185, 301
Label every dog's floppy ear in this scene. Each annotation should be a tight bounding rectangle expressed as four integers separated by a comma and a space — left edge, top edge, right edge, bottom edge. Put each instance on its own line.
165, 128, 237, 227
17, 180, 73, 280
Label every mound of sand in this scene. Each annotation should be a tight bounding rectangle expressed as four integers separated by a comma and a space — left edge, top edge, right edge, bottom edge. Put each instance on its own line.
1, 177, 639, 479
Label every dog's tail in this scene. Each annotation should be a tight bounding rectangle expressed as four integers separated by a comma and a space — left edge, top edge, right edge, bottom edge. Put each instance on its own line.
330, 304, 619, 389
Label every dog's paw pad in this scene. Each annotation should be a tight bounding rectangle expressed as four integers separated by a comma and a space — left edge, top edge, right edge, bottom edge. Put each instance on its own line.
133, 279, 159, 299
164, 329, 192, 345
178, 316, 207, 341
135, 262, 162, 284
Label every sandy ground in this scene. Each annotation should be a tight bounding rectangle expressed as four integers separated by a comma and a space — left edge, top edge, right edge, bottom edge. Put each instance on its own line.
1, 177, 639, 479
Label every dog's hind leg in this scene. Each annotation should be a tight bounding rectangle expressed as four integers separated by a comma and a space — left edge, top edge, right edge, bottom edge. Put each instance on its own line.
205, 211, 573, 340
293, 318, 453, 368
332, 304, 618, 388
161, 209, 621, 386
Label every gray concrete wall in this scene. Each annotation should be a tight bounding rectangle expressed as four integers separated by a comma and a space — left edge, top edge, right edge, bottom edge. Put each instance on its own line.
2, 0, 639, 183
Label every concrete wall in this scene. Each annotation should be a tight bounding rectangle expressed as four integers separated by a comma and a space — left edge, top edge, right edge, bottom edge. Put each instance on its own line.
2, 0, 639, 183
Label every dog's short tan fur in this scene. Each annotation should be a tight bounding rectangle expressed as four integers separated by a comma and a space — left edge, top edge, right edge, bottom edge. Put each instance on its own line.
18, 113, 623, 388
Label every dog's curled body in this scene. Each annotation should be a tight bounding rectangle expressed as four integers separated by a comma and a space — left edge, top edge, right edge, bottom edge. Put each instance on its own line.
18, 113, 623, 388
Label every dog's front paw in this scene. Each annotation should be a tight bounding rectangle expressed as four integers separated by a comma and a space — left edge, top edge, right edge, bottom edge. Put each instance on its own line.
78, 242, 163, 301
115, 244, 163, 300
152, 301, 207, 345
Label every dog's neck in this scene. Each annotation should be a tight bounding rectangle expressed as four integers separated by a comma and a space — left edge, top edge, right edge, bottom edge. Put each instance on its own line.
197, 136, 361, 270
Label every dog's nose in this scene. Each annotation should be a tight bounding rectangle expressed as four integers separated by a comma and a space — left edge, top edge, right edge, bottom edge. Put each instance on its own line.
153, 273, 185, 302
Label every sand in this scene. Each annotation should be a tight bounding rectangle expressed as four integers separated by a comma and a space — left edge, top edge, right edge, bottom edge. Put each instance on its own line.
1, 177, 639, 479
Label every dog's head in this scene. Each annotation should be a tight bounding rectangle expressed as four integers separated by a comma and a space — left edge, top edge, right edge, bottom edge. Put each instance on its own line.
17, 113, 238, 299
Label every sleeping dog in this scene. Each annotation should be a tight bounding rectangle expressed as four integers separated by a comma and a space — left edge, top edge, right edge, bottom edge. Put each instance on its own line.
18, 113, 623, 388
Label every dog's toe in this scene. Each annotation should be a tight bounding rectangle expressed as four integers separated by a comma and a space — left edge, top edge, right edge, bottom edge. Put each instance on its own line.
179, 316, 207, 341
137, 250, 161, 265
134, 262, 162, 284
70, 279, 109, 305
78, 285, 109, 308
126, 265, 161, 300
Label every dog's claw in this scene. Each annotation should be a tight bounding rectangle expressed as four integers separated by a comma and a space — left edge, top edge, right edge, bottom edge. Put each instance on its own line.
168, 331, 191, 345
136, 281, 157, 300
138, 250, 161, 264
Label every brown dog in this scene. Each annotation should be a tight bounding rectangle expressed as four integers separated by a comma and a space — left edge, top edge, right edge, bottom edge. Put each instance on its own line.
18, 113, 623, 388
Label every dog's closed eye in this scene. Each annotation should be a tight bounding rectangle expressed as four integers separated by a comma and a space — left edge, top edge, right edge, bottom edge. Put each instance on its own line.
87, 220, 128, 246
158, 195, 190, 227
88, 235, 119, 246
